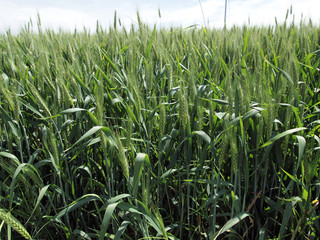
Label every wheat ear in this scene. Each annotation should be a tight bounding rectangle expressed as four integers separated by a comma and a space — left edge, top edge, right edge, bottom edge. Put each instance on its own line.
0, 209, 32, 239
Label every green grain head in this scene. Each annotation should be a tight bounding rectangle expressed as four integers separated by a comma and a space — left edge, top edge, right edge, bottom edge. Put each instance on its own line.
0, 209, 32, 240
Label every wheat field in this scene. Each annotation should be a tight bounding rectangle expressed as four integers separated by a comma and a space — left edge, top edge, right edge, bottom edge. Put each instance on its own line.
0, 13, 320, 239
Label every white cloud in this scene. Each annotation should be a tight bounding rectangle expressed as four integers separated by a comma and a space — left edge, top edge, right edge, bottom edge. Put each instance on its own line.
216, 0, 320, 27
0, 0, 319, 34
0, 1, 97, 33
0, 1, 33, 33
36, 7, 97, 31
129, 0, 224, 28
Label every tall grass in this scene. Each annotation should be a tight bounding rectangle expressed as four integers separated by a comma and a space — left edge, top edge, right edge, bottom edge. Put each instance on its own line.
0, 12, 320, 239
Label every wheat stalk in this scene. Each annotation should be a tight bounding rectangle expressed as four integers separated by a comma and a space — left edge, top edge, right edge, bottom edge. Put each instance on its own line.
116, 135, 129, 179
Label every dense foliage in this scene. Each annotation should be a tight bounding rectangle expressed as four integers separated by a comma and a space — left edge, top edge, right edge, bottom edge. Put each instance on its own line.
0, 14, 320, 239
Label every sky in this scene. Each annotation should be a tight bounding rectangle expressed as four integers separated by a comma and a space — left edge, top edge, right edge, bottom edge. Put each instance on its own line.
0, 0, 319, 34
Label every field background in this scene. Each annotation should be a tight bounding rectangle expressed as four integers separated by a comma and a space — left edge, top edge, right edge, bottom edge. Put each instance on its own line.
0, 13, 320, 239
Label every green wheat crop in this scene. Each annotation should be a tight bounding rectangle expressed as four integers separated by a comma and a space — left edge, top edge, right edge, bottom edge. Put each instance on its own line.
0, 10, 319, 239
